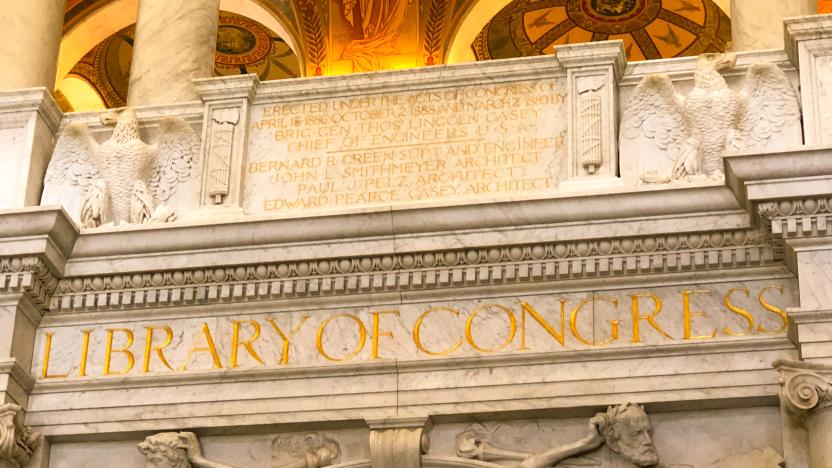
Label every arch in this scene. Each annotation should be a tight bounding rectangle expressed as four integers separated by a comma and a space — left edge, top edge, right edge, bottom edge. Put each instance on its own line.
58, 75, 106, 111
445, 0, 514, 65
57, 0, 303, 84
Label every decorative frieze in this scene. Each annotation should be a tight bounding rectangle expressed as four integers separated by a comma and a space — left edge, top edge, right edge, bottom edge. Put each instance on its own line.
139, 431, 342, 468
0, 257, 57, 307
757, 197, 832, 239
48, 228, 777, 312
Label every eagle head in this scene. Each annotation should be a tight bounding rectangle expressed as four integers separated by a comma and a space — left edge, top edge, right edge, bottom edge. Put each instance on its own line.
696, 53, 737, 72
99, 108, 141, 144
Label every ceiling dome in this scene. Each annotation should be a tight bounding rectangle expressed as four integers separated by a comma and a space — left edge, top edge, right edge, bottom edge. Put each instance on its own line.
473, 0, 731, 62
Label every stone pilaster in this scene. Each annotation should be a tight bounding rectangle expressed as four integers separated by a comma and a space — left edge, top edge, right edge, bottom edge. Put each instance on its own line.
785, 15, 832, 146
127, 0, 220, 106
0, 0, 64, 210
731, 0, 815, 51
777, 360, 832, 468
0, 0, 65, 92
0, 209, 75, 408
556, 41, 626, 191
0, 88, 62, 211
193, 75, 259, 216
750, 197, 832, 363
368, 418, 431, 468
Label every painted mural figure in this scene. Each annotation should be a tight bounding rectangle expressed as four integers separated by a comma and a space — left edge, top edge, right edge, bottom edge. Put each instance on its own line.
341, 0, 412, 71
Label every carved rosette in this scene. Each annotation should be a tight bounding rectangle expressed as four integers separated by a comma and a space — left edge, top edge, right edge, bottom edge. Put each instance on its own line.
776, 360, 832, 418
0, 404, 39, 468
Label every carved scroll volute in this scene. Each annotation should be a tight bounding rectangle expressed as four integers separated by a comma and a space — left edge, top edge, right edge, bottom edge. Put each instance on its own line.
369, 422, 430, 468
0, 404, 39, 468
777, 361, 832, 418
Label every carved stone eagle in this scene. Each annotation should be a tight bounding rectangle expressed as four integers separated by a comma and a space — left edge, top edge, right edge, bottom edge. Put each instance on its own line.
621, 53, 802, 184
41, 108, 200, 228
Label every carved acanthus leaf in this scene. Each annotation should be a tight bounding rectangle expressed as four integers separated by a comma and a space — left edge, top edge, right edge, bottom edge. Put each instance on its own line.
0, 404, 40, 468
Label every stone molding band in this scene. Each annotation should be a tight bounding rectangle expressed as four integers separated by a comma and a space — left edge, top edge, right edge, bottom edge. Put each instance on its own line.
45, 227, 777, 312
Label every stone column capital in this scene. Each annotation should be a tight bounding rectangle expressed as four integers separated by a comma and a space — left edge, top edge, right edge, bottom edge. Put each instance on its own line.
367, 417, 432, 468
0, 404, 40, 468
776, 360, 832, 418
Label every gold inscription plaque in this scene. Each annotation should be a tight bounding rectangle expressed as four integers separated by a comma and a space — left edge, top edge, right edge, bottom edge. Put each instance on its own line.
246, 80, 568, 213
35, 281, 797, 379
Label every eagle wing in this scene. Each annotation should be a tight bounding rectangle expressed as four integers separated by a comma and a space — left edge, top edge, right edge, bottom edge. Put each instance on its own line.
735, 63, 802, 151
42, 122, 102, 220
43, 122, 100, 189
148, 117, 200, 203
620, 74, 690, 182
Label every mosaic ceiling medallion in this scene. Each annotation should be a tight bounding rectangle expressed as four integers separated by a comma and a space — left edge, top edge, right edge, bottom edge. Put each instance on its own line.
568, 0, 661, 34
473, 0, 731, 63
215, 15, 273, 67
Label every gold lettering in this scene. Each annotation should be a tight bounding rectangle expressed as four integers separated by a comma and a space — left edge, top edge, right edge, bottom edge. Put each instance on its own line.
682, 290, 718, 340
230, 320, 266, 368
180, 323, 223, 371
316, 314, 367, 362
41, 332, 69, 379
266, 317, 309, 365
371, 310, 399, 360
631, 293, 673, 343
758, 286, 788, 334
142, 326, 175, 373
413, 307, 462, 356
570, 297, 620, 346
465, 304, 517, 353
78, 329, 93, 377
104, 328, 135, 375
723, 288, 755, 337
519, 301, 566, 349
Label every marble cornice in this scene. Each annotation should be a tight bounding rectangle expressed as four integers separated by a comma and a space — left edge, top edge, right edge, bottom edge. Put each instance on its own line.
49, 225, 778, 313
0, 360, 35, 397
0, 208, 78, 308
724, 146, 832, 242
0, 88, 62, 132
785, 14, 832, 66
757, 197, 832, 239
254, 53, 566, 103
620, 49, 793, 86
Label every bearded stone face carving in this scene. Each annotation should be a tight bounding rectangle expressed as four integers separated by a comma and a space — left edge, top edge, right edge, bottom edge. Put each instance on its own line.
599, 403, 659, 467
138, 433, 194, 468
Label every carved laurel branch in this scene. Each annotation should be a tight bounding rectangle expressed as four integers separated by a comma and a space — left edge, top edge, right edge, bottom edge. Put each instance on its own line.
0, 257, 58, 306
776, 361, 832, 418
757, 197, 832, 238
49, 229, 776, 312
